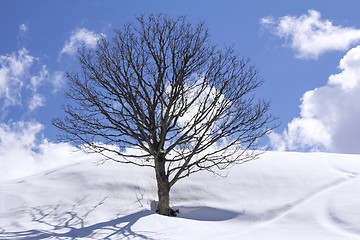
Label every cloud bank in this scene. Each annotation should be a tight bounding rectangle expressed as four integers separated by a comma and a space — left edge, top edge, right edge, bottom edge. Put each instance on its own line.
0, 26, 107, 181
0, 48, 69, 180
263, 10, 360, 154
0, 121, 91, 181
0, 27, 69, 180
270, 44, 360, 153
261, 10, 360, 59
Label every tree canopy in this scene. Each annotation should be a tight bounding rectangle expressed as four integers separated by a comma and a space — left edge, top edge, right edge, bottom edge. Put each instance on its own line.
53, 14, 277, 216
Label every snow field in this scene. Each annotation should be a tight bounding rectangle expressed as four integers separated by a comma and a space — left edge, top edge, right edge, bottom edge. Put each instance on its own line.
1, 151, 360, 239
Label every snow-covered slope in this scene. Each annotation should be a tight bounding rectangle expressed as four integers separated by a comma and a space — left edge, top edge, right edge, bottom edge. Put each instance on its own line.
1, 151, 360, 239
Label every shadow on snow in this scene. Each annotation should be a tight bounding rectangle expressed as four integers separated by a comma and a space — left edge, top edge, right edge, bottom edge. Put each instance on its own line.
1, 200, 156, 240
176, 206, 238, 221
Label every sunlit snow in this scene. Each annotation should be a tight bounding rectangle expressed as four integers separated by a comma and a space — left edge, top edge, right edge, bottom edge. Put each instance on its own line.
1, 151, 360, 239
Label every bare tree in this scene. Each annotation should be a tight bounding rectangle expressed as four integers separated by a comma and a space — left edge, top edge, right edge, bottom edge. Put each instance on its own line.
53, 14, 277, 216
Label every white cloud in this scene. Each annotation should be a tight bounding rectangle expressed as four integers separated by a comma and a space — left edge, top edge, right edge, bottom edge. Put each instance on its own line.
18, 23, 28, 38
60, 28, 104, 56
261, 10, 360, 59
328, 46, 360, 89
0, 121, 43, 180
0, 49, 64, 115
28, 93, 45, 111
260, 16, 274, 25
270, 45, 360, 153
51, 71, 65, 93
30, 65, 49, 91
19, 24, 27, 33
0, 30, 77, 181
0, 121, 91, 181
0, 48, 35, 108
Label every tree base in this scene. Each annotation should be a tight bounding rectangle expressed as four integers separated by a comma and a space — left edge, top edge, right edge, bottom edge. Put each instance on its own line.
156, 207, 180, 217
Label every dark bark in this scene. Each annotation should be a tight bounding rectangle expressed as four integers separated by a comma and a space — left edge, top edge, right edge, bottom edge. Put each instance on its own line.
155, 153, 171, 215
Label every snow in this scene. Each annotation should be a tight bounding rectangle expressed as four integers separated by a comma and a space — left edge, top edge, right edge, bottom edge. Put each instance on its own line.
1, 151, 360, 239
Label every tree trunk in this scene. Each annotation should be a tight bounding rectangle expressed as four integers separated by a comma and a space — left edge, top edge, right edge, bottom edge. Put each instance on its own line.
155, 153, 171, 216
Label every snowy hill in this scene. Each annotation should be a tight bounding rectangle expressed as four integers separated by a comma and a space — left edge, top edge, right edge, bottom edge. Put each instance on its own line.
1, 151, 360, 239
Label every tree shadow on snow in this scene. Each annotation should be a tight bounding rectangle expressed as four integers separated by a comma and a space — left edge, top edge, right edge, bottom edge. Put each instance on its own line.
176, 206, 239, 221
1, 199, 156, 240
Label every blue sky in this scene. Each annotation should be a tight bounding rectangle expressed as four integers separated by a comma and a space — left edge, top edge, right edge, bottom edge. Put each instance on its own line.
1, 0, 360, 179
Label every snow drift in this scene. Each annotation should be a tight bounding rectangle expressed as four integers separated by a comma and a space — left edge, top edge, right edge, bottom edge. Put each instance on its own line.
1, 151, 360, 239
